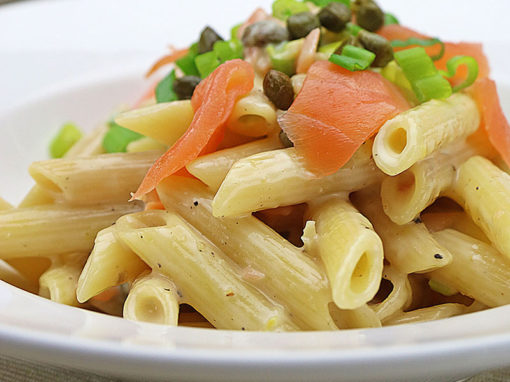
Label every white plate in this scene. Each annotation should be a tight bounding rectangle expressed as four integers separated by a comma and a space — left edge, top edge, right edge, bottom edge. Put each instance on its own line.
2, 1, 510, 381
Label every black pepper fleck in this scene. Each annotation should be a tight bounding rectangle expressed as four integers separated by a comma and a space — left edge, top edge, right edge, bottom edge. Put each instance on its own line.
193, 201, 199, 206
434, 254, 443, 259
157, 263, 162, 268
177, 290, 183, 298
476, 186, 479, 190
164, 288, 171, 292
413, 217, 422, 224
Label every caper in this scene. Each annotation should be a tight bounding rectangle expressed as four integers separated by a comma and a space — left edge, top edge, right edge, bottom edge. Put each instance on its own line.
287, 12, 320, 40
173, 76, 201, 100
357, 30, 393, 67
354, 0, 384, 32
279, 130, 294, 148
318, 3, 351, 32
242, 20, 289, 47
198, 26, 224, 54
263, 69, 294, 110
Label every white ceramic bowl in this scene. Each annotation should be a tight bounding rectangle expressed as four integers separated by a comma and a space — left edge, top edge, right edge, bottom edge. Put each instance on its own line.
1, 66, 510, 382
2, 0, 510, 380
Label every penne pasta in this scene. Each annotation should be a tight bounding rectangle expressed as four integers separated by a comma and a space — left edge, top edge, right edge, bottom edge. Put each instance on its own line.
353, 187, 452, 274
39, 253, 88, 306
371, 265, 412, 322
0, 202, 142, 259
307, 196, 384, 309
384, 303, 466, 326
29, 151, 162, 205
19, 124, 109, 208
451, 156, 510, 261
186, 135, 283, 192
373, 93, 480, 176
428, 229, 510, 307
381, 138, 491, 225
213, 143, 382, 217
329, 304, 382, 329
123, 272, 180, 326
157, 176, 337, 330
76, 225, 149, 303
225, 90, 278, 137
117, 210, 298, 331
126, 136, 167, 153
421, 211, 490, 243
114, 100, 193, 146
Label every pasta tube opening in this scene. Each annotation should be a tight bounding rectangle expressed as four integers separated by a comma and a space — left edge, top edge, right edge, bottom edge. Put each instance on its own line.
373, 93, 480, 176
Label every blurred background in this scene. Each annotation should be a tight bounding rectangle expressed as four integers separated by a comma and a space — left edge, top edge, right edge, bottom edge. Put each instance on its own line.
0, 0, 509, 112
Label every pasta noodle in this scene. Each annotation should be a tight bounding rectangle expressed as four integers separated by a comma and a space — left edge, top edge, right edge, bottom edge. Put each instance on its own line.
0, 203, 142, 259
451, 156, 510, 261
186, 135, 282, 191
307, 196, 384, 309
29, 151, 162, 205
373, 93, 480, 176
225, 90, 278, 137
353, 187, 453, 274
213, 142, 381, 217
429, 229, 510, 307
116, 210, 299, 331
157, 176, 337, 330
123, 272, 180, 326
76, 225, 149, 303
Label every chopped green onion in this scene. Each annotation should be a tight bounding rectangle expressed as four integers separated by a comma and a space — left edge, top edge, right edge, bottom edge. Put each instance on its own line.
102, 121, 143, 153
381, 60, 417, 104
428, 279, 457, 297
394, 47, 452, 103
384, 13, 399, 25
213, 39, 243, 63
346, 22, 362, 36
329, 55, 368, 71
230, 23, 242, 41
176, 43, 200, 77
272, 0, 309, 21
49, 122, 83, 158
391, 37, 445, 61
308, 0, 350, 7
318, 40, 343, 56
266, 39, 304, 76
155, 69, 178, 103
329, 45, 375, 71
195, 51, 221, 78
439, 55, 479, 92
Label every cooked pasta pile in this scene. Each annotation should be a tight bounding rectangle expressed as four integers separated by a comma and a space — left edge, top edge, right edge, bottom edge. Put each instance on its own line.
2, 0, 510, 331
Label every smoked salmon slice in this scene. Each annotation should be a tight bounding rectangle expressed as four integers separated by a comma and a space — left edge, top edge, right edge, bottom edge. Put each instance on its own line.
468, 78, 510, 166
279, 61, 409, 176
132, 59, 254, 199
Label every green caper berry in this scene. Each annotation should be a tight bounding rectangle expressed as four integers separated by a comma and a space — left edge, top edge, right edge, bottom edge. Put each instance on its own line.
318, 3, 351, 32
355, 0, 384, 32
173, 76, 201, 100
357, 30, 393, 67
198, 26, 224, 54
242, 20, 289, 47
263, 69, 294, 110
279, 130, 294, 148
287, 12, 320, 40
